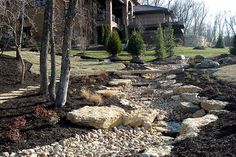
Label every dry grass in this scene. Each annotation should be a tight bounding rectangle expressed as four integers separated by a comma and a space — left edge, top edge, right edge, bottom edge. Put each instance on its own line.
80, 88, 102, 105
103, 91, 114, 98
80, 88, 91, 100
89, 94, 102, 106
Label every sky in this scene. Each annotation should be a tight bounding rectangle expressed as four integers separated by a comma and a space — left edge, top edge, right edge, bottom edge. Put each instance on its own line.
201, 0, 236, 15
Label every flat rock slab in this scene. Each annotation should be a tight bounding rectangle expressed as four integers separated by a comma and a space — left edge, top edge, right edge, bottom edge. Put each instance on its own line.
173, 85, 203, 94
95, 90, 122, 96
181, 93, 207, 104
108, 79, 132, 86
124, 108, 158, 127
178, 114, 218, 139
67, 106, 125, 129
201, 100, 228, 111
141, 145, 173, 157
179, 102, 200, 113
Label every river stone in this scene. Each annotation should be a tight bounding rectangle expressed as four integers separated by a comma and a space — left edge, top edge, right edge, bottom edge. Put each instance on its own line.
179, 114, 218, 139
195, 59, 220, 69
192, 109, 206, 118
201, 100, 228, 111
179, 102, 200, 113
67, 106, 125, 129
124, 108, 158, 127
173, 85, 203, 94
181, 93, 207, 104
140, 145, 173, 157
108, 79, 132, 86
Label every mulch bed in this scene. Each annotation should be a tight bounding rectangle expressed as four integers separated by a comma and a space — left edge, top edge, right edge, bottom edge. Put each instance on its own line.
168, 69, 236, 157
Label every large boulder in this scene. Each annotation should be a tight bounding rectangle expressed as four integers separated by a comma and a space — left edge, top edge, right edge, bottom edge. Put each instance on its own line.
178, 114, 218, 139
195, 59, 220, 69
124, 108, 158, 127
178, 102, 200, 113
67, 106, 125, 129
201, 100, 228, 111
173, 85, 203, 94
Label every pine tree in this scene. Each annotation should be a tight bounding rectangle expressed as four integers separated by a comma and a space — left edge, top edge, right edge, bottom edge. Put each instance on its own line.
165, 24, 175, 57
155, 24, 165, 59
127, 31, 145, 57
106, 30, 122, 57
230, 35, 236, 55
215, 34, 225, 48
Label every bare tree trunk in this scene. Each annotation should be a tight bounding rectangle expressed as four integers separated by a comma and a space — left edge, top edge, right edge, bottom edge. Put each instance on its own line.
55, 0, 78, 107
40, 3, 50, 95
48, 0, 56, 102
15, 1, 25, 84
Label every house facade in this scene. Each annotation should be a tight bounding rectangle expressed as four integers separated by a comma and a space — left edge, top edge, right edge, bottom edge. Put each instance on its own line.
129, 5, 184, 45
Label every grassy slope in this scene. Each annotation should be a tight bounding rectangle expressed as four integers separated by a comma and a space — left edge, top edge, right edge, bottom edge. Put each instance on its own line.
215, 64, 236, 84
71, 47, 229, 62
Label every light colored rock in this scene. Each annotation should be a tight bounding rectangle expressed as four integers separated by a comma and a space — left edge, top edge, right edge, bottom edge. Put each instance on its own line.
140, 145, 173, 157
119, 75, 139, 79
159, 80, 176, 89
95, 89, 122, 97
195, 59, 220, 69
201, 100, 228, 111
108, 79, 132, 86
170, 83, 183, 88
124, 108, 158, 127
181, 93, 203, 104
192, 109, 206, 118
2, 152, 10, 157
166, 74, 176, 80
179, 114, 218, 139
173, 85, 203, 94
179, 102, 200, 113
67, 106, 125, 129
163, 90, 174, 98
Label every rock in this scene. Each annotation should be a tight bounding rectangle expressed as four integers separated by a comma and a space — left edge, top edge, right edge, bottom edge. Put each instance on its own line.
171, 95, 181, 101
119, 75, 139, 79
166, 74, 176, 80
173, 85, 203, 94
192, 109, 206, 118
67, 106, 125, 129
108, 79, 132, 86
195, 59, 220, 69
170, 83, 183, 88
120, 99, 136, 108
194, 55, 205, 63
163, 90, 174, 98
181, 93, 207, 104
140, 145, 173, 157
201, 100, 228, 111
179, 102, 200, 113
96, 90, 120, 96
124, 108, 158, 127
176, 55, 186, 61
167, 121, 181, 134
179, 114, 218, 139
2, 152, 10, 157
208, 110, 230, 116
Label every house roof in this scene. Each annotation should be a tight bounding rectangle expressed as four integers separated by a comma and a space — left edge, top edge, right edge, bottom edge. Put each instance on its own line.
134, 5, 172, 15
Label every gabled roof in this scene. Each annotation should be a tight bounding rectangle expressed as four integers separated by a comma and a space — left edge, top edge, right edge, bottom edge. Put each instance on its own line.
134, 5, 172, 15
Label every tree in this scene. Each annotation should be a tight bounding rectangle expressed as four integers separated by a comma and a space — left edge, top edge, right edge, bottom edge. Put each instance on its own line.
40, 1, 50, 95
0, 0, 29, 84
155, 24, 165, 59
103, 26, 111, 47
165, 24, 175, 56
55, 0, 79, 107
127, 31, 145, 62
48, 0, 56, 102
230, 35, 236, 55
215, 34, 225, 48
106, 30, 122, 58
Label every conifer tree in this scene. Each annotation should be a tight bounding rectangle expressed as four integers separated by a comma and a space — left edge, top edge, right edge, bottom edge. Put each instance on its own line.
155, 24, 165, 59
166, 24, 175, 57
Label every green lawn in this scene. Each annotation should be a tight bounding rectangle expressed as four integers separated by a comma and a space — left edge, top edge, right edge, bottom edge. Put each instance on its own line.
71, 47, 229, 62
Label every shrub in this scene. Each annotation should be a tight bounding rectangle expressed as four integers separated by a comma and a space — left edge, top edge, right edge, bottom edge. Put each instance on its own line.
103, 26, 111, 47
127, 31, 145, 57
155, 24, 165, 58
80, 88, 91, 100
34, 105, 59, 125
106, 30, 122, 57
103, 91, 114, 97
89, 94, 102, 105
215, 34, 225, 48
165, 24, 175, 56
230, 35, 236, 55
98, 25, 105, 45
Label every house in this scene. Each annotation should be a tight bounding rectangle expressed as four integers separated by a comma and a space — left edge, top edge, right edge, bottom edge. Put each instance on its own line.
24, 1, 184, 47
129, 5, 184, 45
